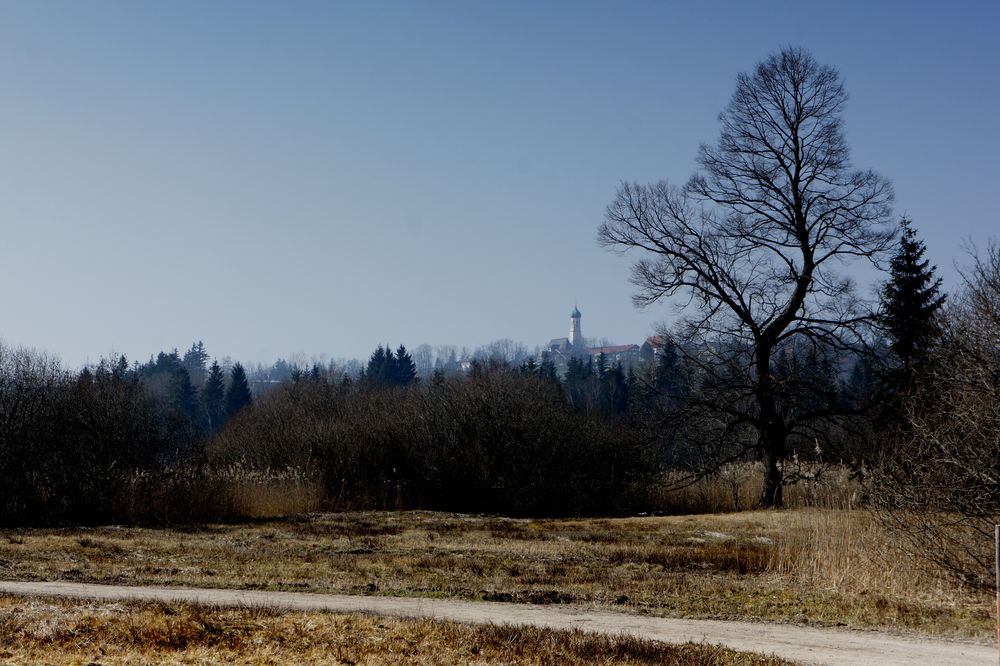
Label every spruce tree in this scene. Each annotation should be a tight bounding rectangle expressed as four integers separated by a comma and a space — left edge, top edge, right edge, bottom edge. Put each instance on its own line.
605, 362, 629, 414
309, 363, 323, 383
77, 366, 94, 388
225, 363, 253, 418
538, 352, 558, 383
183, 341, 210, 387
203, 361, 227, 429
595, 353, 608, 381
384, 347, 399, 385
394, 345, 417, 385
881, 219, 946, 379
172, 366, 205, 434
366, 345, 388, 385
653, 339, 687, 400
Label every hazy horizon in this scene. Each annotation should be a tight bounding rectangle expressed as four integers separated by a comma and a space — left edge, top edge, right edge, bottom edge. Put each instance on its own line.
2, 1, 997, 367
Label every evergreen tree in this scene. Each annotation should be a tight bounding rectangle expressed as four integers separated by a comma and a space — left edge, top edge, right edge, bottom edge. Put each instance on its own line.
595, 353, 608, 381
183, 341, 210, 387
538, 352, 558, 383
444, 349, 459, 373
365, 345, 404, 386
77, 367, 94, 388
881, 219, 946, 379
563, 356, 594, 408
384, 347, 399, 384
882, 220, 945, 381
604, 362, 629, 414
366, 345, 388, 385
172, 366, 204, 434
653, 339, 686, 399
520, 356, 538, 375
225, 363, 253, 418
309, 363, 323, 383
203, 361, 227, 430
394, 345, 417, 385
844, 356, 879, 411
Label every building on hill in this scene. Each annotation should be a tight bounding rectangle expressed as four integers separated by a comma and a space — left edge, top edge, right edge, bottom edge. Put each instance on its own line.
588, 343, 641, 366
641, 335, 669, 360
544, 307, 646, 373
547, 306, 585, 358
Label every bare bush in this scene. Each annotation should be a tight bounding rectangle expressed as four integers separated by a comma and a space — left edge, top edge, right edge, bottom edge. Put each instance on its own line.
210, 370, 660, 517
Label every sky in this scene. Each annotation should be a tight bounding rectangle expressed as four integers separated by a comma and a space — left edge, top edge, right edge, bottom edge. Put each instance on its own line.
0, 1, 997, 368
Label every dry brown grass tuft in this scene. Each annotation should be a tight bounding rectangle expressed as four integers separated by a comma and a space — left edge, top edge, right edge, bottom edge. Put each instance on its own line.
0, 596, 794, 665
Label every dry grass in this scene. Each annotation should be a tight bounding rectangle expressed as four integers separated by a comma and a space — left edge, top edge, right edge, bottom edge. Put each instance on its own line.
214, 476, 324, 517
655, 463, 863, 514
0, 595, 794, 665
0, 509, 992, 641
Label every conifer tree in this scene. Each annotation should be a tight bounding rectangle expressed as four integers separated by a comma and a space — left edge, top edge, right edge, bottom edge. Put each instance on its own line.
361, 345, 385, 384
225, 363, 253, 418
653, 339, 686, 399
77, 367, 94, 388
538, 352, 558, 383
183, 341, 210, 387
309, 363, 323, 383
394, 345, 417, 385
203, 361, 227, 429
605, 362, 629, 414
881, 219, 946, 379
384, 347, 399, 384
595, 353, 608, 381
364, 344, 419, 386
172, 366, 204, 434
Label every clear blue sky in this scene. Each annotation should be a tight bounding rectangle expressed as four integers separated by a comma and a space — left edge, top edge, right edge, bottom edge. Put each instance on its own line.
1, 1, 996, 367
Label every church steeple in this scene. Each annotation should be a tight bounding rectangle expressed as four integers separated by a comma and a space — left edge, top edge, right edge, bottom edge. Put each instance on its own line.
569, 305, 583, 350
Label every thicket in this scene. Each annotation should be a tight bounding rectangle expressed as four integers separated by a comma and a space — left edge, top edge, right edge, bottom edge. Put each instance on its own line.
0, 331, 872, 527
0, 345, 259, 526
212, 370, 656, 516
0, 350, 200, 525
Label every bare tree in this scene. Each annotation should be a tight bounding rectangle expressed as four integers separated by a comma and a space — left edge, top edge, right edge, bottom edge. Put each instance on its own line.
474, 338, 529, 366
599, 47, 895, 506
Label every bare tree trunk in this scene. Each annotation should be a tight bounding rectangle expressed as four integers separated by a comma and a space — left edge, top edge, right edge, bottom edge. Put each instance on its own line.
762, 448, 784, 508
756, 347, 786, 508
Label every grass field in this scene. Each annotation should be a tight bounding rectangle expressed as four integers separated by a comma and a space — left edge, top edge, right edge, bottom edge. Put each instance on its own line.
0, 509, 991, 640
0, 595, 795, 665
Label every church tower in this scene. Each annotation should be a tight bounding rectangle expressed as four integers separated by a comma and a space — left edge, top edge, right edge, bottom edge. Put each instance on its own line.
569, 306, 583, 351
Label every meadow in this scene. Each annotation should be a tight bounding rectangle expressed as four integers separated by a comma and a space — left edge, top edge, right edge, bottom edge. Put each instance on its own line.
1, 506, 991, 641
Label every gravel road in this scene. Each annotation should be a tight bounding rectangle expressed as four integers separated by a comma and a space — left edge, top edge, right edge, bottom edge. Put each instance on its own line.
0, 580, 993, 665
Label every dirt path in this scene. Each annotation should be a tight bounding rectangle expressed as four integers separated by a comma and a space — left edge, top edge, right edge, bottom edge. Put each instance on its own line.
0, 580, 993, 665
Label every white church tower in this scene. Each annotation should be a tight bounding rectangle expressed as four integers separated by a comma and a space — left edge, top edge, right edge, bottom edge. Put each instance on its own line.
569, 305, 583, 351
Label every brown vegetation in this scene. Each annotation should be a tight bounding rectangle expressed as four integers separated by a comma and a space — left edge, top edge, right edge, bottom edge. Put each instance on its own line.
0, 508, 990, 639
0, 595, 794, 665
